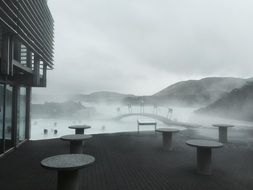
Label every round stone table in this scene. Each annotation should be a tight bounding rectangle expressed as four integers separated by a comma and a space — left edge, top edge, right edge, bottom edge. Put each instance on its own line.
186, 139, 223, 175
41, 154, 95, 190
156, 128, 179, 151
69, 125, 91, 134
212, 124, 234, 143
61, 134, 92, 154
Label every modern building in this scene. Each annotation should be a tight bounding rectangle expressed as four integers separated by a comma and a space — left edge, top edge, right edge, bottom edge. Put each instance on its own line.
0, 0, 54, 156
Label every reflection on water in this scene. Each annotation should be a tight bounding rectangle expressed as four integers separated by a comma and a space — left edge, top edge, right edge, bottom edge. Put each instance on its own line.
31, 104, 253, 140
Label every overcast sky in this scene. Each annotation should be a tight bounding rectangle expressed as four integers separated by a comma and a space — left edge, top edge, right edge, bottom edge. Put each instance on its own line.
35, 0, 253, 96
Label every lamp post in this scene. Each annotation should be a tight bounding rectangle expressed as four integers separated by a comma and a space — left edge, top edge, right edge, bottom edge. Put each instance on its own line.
140, 97, 144, 113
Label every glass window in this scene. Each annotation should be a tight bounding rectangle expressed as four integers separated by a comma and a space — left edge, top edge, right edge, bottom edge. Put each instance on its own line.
18, 87, 26, 142
5, 85, 13, 151
0, 84, 4, 154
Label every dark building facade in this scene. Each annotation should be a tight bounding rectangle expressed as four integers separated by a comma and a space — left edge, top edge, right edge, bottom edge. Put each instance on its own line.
0, 0, 54, 156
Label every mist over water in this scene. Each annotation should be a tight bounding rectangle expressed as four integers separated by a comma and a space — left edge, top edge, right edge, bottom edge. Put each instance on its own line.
30, 101, 253, 140
30, 0, 253, 145
31, 103, 189, 140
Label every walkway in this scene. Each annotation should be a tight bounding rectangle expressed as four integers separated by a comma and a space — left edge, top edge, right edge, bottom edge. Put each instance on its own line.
0, 130, 253, 190
114, 113, 200, 128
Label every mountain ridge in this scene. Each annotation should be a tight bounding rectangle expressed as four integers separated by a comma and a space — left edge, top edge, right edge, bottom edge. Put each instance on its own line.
149, 77, 248, 106
196, 81, 253, 121
33, 77, 251, 107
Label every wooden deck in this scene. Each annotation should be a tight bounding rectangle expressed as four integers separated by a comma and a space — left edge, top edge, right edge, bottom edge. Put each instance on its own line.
0, 130, 253, 190
114, 113, 201, 128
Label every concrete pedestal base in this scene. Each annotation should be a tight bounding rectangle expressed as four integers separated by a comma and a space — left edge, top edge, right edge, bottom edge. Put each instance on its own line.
213, 124, 234, 143
162, 133, 173, 151
76, 128, 84, 134
76, 129, 85, 146
219, 128, 228, 143
41, 154, 95, 190
197, 147, 212, 175
57, 170, 80, 190
70, 141, 83, 154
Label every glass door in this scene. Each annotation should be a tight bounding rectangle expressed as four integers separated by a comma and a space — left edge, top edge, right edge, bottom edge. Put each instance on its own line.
0, 84, 4, 154
4, 85, 13, 151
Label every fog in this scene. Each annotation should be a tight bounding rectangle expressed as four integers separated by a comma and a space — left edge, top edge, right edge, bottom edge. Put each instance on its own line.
31, 1, 253, 140
33, 0, 253, 96
30, 100, 253, 140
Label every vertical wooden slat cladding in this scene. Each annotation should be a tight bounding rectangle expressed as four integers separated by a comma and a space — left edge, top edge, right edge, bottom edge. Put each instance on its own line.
0, 0, 54, 68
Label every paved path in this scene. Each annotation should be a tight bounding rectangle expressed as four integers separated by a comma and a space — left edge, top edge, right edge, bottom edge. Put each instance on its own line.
0, 130, 253, 190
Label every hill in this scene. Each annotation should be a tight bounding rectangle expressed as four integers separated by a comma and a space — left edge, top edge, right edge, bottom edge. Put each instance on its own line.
150, 77, 247, 106
73, 91, 136, 104
32, 77, 251, 107
196, 82, 253, 121
31, 101, 96, 119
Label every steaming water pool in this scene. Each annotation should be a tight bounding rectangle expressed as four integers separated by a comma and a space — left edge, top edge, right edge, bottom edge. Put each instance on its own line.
31, 118, 186, 140
31, 105, 253, 140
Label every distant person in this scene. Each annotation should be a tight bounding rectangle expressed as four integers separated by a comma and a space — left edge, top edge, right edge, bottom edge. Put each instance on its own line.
128, 104, 132, 113
54, 122, 57, 127
167, 108, 173, 119
53, 129, 58, 135
44, 129, 48, 135
101, 125, 106, 131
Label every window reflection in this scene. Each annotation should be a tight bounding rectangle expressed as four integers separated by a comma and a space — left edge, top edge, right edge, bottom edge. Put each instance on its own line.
5, 85, 13, 150
0, 84, 4, 154
18, 87, 26, 142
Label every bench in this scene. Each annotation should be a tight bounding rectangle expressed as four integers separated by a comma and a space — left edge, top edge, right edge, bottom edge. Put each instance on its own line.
137, 119, 157, 133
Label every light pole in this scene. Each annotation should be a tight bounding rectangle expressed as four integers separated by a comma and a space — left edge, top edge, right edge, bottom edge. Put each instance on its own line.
140, 97, 144, 113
